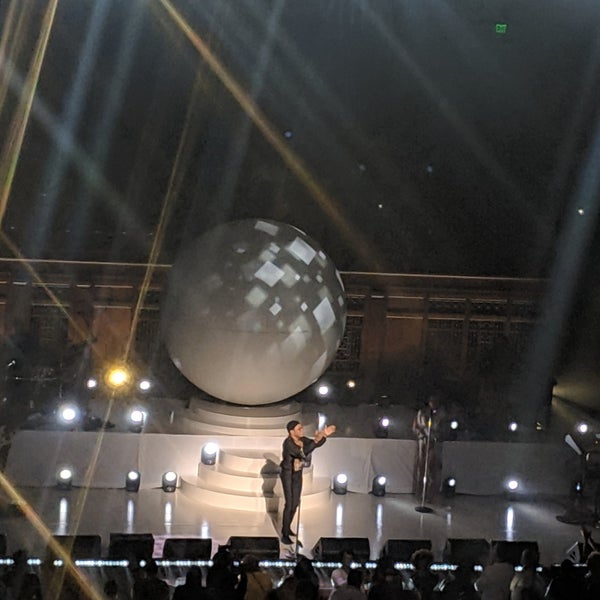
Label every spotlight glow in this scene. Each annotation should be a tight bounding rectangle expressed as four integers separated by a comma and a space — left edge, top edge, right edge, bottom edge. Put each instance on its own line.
164, 471, 177, 483
317, 385, 329, 397
577, 422, 589, 434
450, 420, 459, 430
105, 366, 130, 388
335, 473, 348, 485
377, 476, 386, 486
127, 470, 139, 481
509, 422, 518, 432
203, 443, 218, 457
129, 410, 145, 425
86, 378, 97, 389
447, 478, 456, 487
138, 379, 152, 391
346, 379, 356, 389
58, 404, 79, 425
380, 417, 390, 428
507, 479, 519, 491
58, 468, 73, 481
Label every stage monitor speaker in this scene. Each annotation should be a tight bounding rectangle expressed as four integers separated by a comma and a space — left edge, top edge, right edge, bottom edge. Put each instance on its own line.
380, 539, 432, 562
443, 538, 490, 566
162, 538, 212, 560
491, 540, 539, 566
108, 533, 154, 562
49, 535, 102, 560
226, 537, 280, 560
312, 537, 371, 562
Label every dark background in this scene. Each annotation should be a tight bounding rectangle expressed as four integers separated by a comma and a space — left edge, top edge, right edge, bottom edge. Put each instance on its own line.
2, 0, 600, 410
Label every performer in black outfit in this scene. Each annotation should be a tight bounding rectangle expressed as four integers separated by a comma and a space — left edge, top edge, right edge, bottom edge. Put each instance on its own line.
280, 420, 336, 544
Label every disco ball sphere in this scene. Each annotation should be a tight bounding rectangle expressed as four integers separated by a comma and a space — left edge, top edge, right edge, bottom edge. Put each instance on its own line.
161, 219, 347, 405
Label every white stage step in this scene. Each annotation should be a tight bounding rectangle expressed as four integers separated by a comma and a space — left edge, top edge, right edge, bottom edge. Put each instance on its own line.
218, 448, 281, 475
195, 462, 314, 493
180, 474, 331, 512
180, 398, 305, 437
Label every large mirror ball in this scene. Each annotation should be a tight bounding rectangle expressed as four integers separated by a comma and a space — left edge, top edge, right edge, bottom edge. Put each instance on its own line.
161, 219, 347, 405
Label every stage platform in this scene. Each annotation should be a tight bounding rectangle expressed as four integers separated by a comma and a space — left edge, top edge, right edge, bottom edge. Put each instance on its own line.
0, 484, 586, 566
0, 431, 591, 567
2, 396, 596, 567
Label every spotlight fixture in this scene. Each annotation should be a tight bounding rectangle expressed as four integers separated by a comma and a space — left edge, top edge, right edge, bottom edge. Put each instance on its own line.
509, 422, 518, 432
162, 471, 178, 492
375, 417, 390, 439
201, 443, 219, 466
57, 468, 73, 490
333, 473, 348, 495
104, 365, 131, 390
442, 477, 457, 498
86, 378, 98, 390
506, 479, 519, 492
126, 470, 141, 492
58, 404, 80, 427
577, 422, 589, 434
371, 475, 386, 497
317, 384, 330, 397
138, 379, 152, 392
128, 409, 147, 432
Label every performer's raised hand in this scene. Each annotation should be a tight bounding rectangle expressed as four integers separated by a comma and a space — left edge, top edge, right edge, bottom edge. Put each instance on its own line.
324, 424, 336, 437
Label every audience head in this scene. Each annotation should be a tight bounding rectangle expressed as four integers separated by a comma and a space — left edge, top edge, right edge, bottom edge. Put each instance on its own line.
411, 548, 435, 570
295, 578, 319, 600
587, 551, 600, 576
492, 541, 510, 564
185, 566, 203, 586
241, 553, 261, 572
144, 558, 159, 576
520, 548, 539, 569
294, 555, 316, 579
347, 568, 363, 589
212, 546, 234, 569
340, 549, 354, 567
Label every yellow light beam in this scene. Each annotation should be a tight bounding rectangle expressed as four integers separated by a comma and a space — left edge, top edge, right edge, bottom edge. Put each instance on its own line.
125, 66, 205, 361
0, 0, 59, 230
0, 471, 102, 599
156, 0, 385, 271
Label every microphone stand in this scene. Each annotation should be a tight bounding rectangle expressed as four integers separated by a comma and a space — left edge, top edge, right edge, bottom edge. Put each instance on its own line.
415, 416, 434, 513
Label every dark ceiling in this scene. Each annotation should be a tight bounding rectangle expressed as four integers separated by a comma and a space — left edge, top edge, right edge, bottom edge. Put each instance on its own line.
2, 0, 600, 279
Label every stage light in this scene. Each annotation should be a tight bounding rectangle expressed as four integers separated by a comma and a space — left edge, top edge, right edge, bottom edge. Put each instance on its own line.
105, 365, 131, 389
58, 404, 79, 426
333, 473, 348, 495
346, 379, 356, 389
509, 422, 518, 432
506, 479, 519, 491
375, 417, 390, 438
442, 477, 457, 497
126, 470, 140, 492
57, 468, 73, 490
317, 384, 329, 397
450, 420, 459, 430
138, 379, 152, 392
372, 475, 386, 497
201, 443, 219, 466
577, 422, 589, 434
128, 408, 146, 433
86, 378, 97, 389
162, 471, 178, 492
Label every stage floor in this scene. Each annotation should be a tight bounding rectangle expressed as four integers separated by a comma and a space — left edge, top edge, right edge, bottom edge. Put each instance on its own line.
0, 485, 587, 566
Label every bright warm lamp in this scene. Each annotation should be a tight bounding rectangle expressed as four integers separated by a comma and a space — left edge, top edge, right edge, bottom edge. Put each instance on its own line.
105, 366, 130, 389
